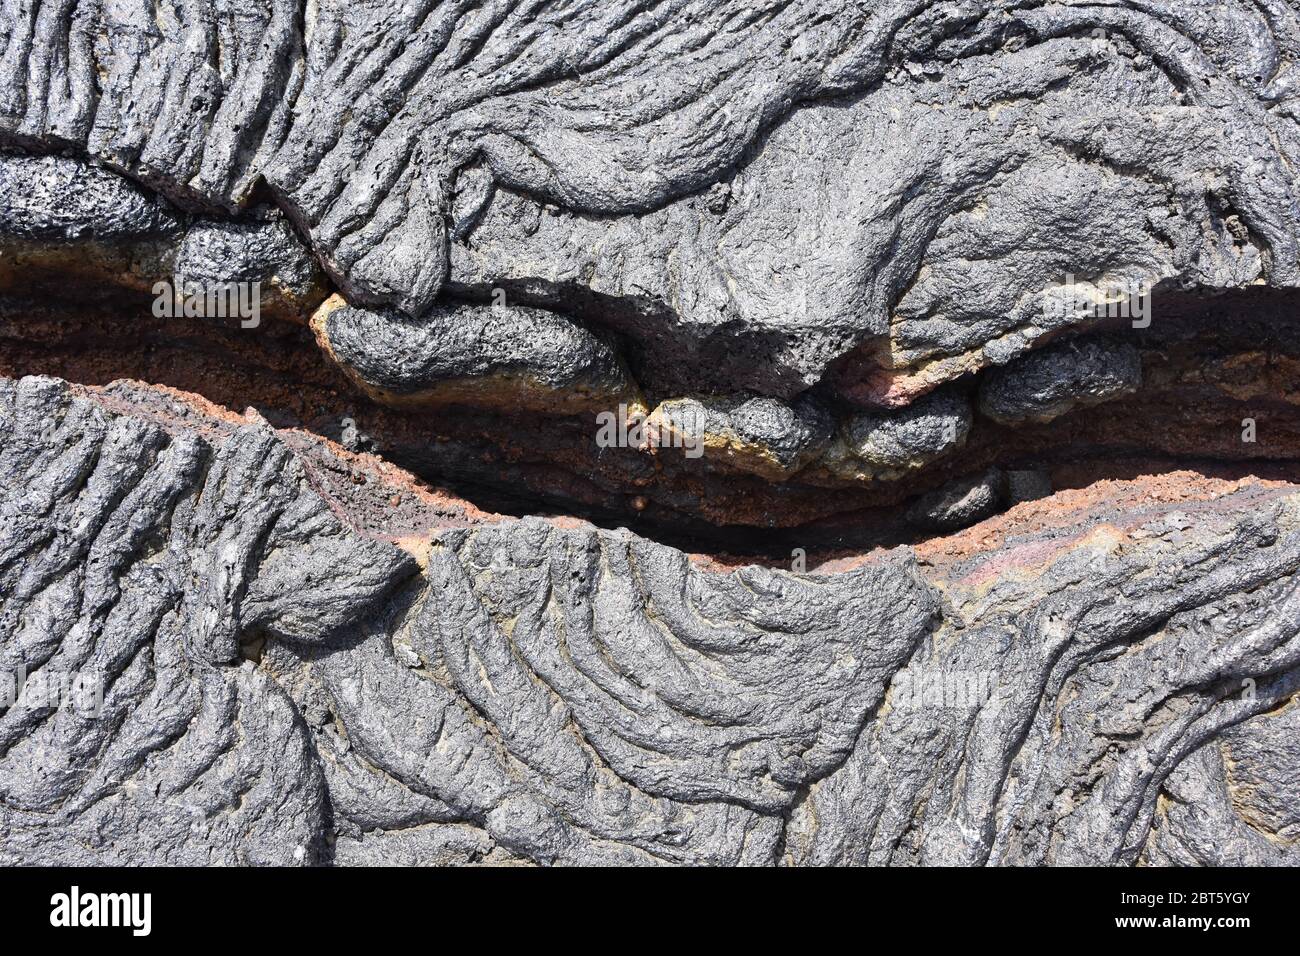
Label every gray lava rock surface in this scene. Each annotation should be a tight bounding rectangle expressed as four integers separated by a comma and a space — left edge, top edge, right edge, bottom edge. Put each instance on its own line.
0, 153, 180, 241
979, 338, 1144, 424
2, 376, 1298, 866
7, 1, 1300, 396
317, 300, 634, 412
176, 217, 321, 302
845, 388, 973, 470
4, 1, 1300, 870
906, 467, 1005, 531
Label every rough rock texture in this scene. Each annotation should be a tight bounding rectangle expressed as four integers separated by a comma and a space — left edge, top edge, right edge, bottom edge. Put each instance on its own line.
0, 153, 180, 241
7, 1, 1300, 398
905, 467, 1004, 531
824, 387, 973, 481
0, 153, 327, 319
979, 338, 1144, 425
4, 1, 1300, 868
790, 478, 1300, 865
312, 295, 637, 413
175, 216, 325, 319
2, 377, 1298, 866
0, 377, 414, 864
646, 394, 834, 480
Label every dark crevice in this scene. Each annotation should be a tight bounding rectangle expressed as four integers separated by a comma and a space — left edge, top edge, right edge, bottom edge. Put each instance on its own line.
4, 284, 1300, 563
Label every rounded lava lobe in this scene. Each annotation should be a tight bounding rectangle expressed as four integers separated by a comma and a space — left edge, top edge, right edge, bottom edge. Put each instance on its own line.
649, 393, 834, 479
0, 154, 182, 241
978, 337, 1143, 425
176, 217, 321, 299
845, 387, 973, 470
906, 467, 1005, 532
321, 300, 633, 411
729, 396, 834, 470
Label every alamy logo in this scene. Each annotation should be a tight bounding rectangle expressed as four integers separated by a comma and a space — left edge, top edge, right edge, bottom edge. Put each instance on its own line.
2, 666, 103, 717
152, 279, 261, 328
892, 668, 999, 711
50, 886, 151, 936
1042, 273, 1151, 328
595, 403, 705, 459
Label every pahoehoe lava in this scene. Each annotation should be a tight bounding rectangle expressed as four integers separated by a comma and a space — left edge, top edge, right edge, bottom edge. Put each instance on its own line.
3, 0, 1300, 867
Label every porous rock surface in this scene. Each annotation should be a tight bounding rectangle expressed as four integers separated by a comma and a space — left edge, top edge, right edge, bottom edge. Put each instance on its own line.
3, 1, 1300, 868
1, 376, 1298, 866
313, 295, 637, 413
6, 0, 1300, 397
